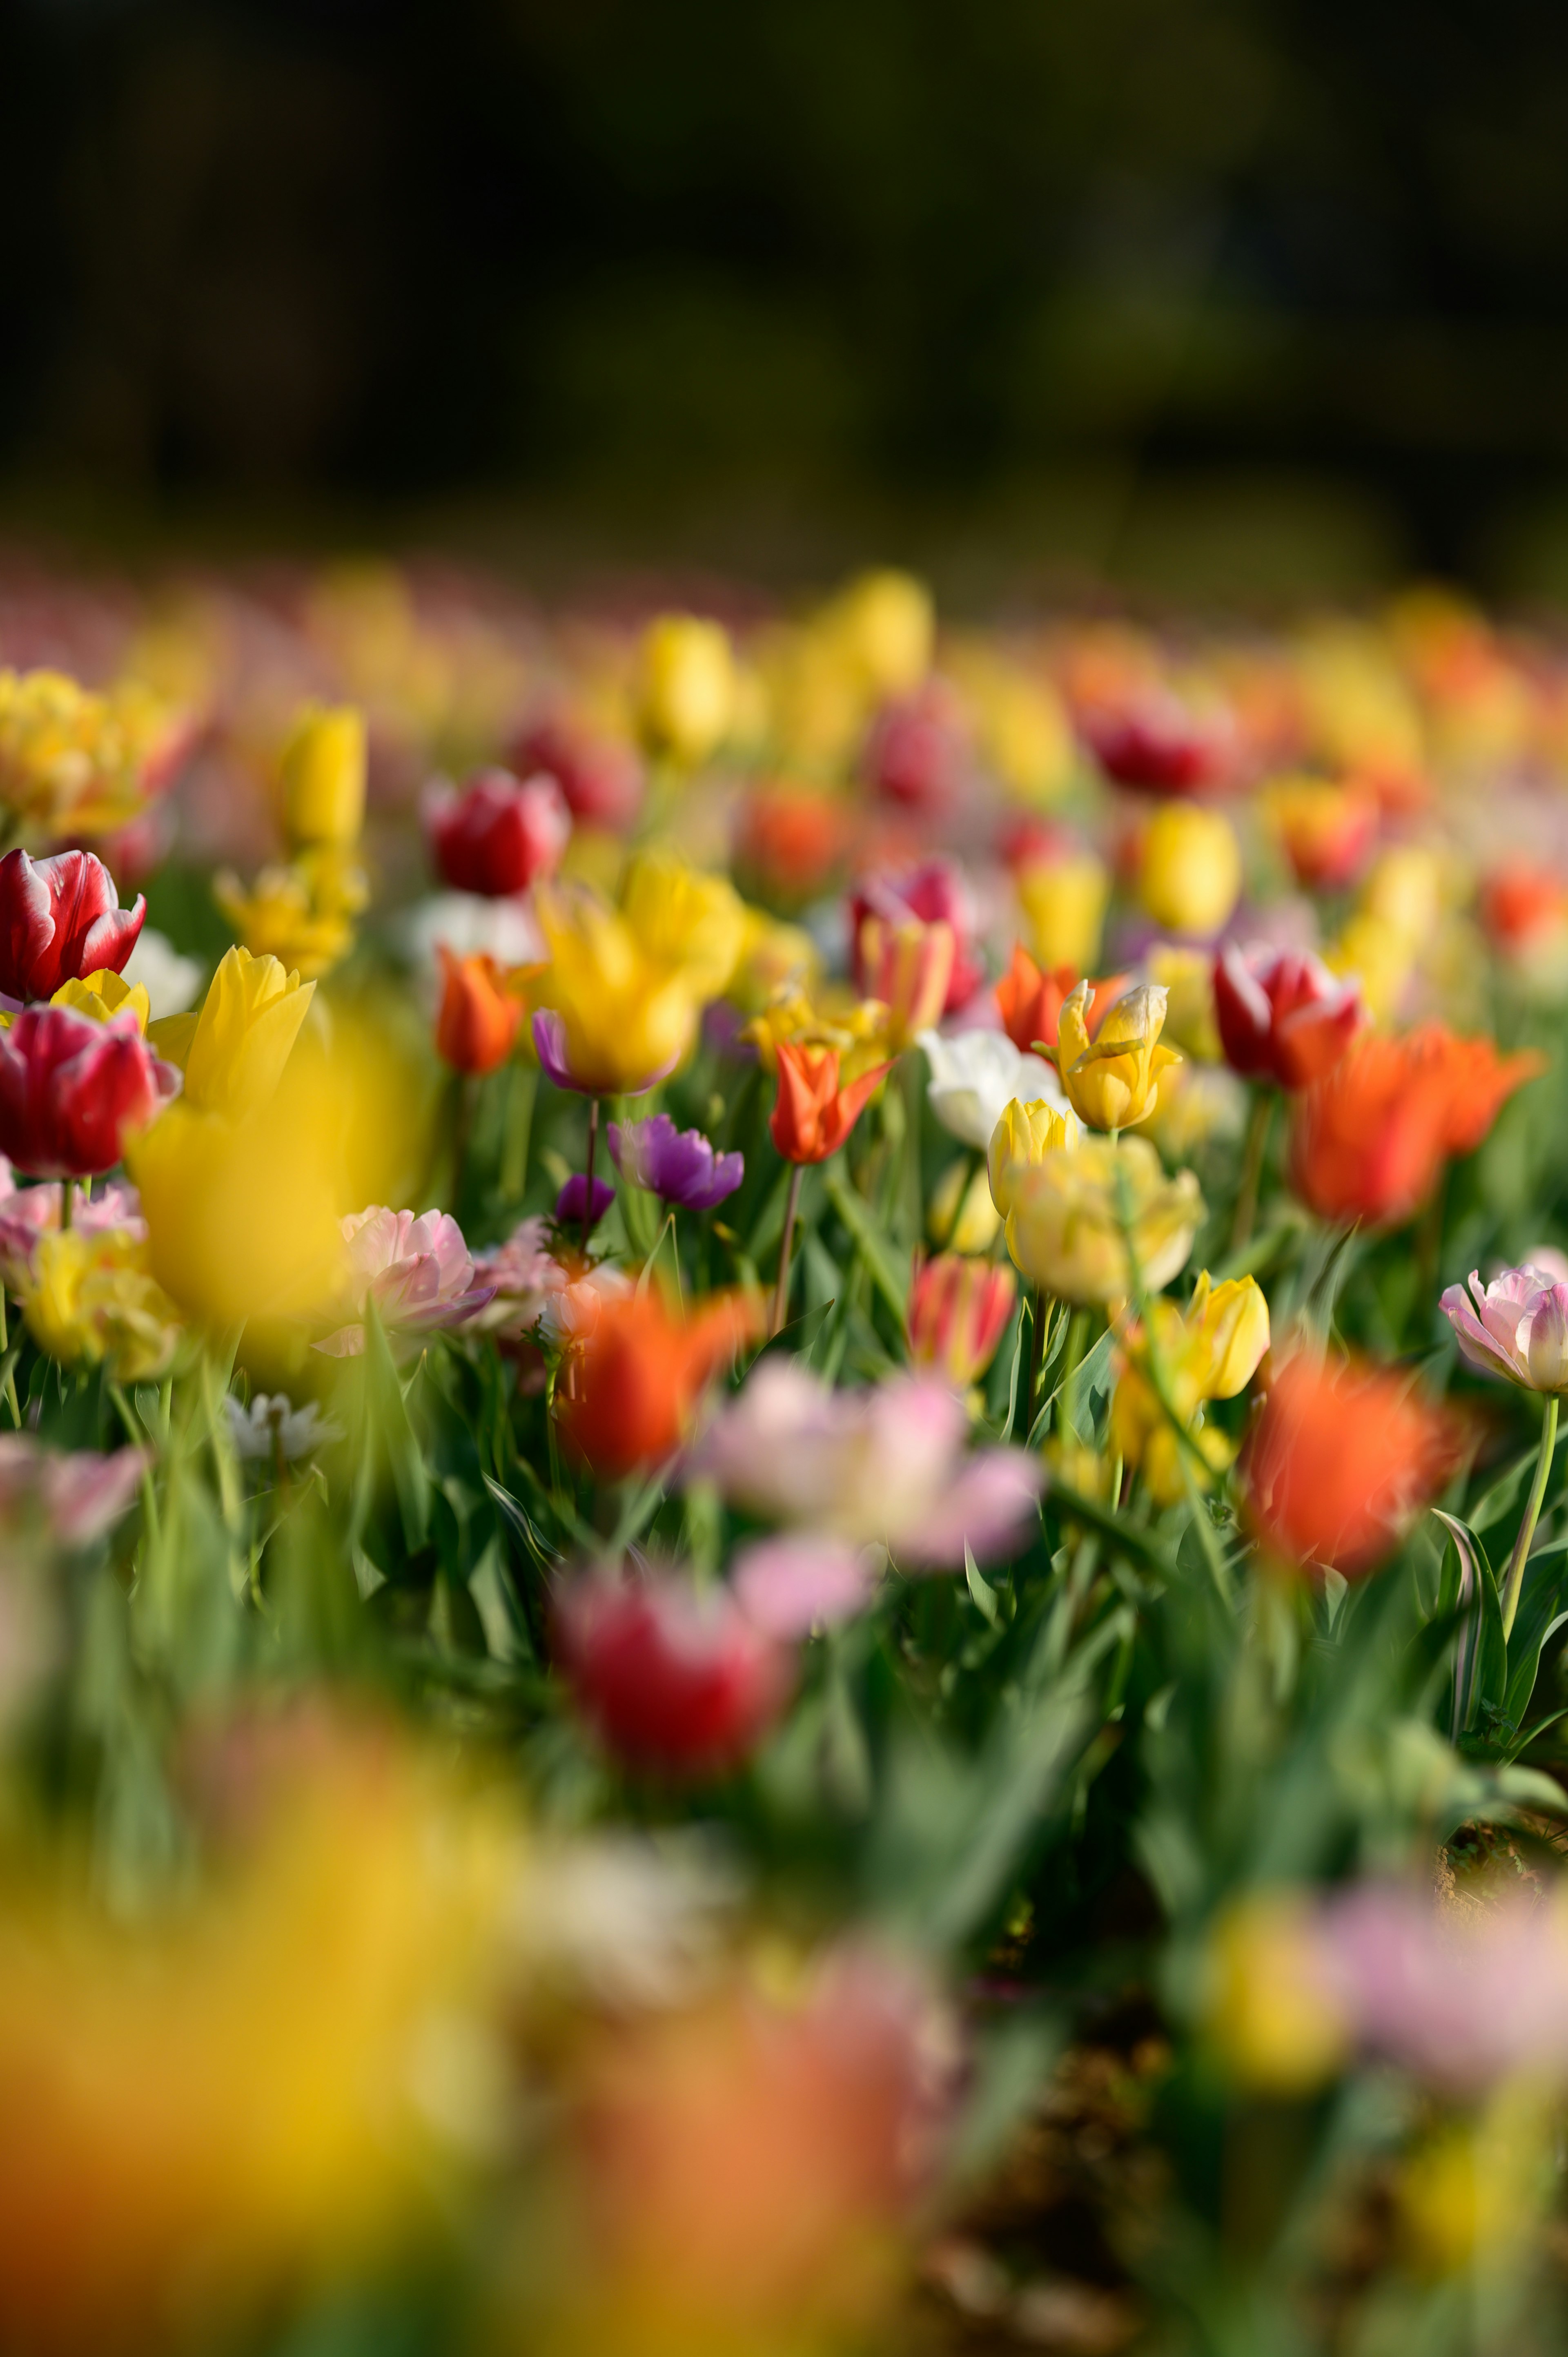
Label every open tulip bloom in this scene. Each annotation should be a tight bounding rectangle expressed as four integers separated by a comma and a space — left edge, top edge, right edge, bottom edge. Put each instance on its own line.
608, 1112, 743, 1211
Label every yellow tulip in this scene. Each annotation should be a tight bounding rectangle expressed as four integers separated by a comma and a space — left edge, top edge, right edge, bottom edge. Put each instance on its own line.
619, 847, 747, 1001
987, 1096, 1080, 1222
637, 615, 736, 765
1138, 803, 1242, 937
1109, 1270, 1268, 1505
929, 1157, 1002, 1253
1186, 1269, 1270, 1399
0, 668, 180, 835
1003, 1133, 1202, 1305
823, 569, 933, 698
280, 703, 366, 848
49, 969, 151, 1034
1016, 853, 1109, 973
534, 883, 704, 1095
214, 849, 367, 983
1056, 980, 1180, 1132
1200, 1893, 1350, 2096
176, 947, 316, 1117
743, 982, 891, 1084
20, 1226, 182, 1383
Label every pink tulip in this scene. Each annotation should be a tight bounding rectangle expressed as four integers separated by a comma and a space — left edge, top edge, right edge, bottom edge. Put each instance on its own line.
1440, 1265, 1568, 1394
315, 1206, 494, 1357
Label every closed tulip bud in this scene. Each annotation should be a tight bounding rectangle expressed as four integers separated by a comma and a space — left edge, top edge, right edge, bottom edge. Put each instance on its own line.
829, 568, 934, 697
177, 947, 316, 1117
987, 1095, 1080, 1222
638, 615, 737, 765
1080, 689, 1238, 795
1003, 1133, 1202, 1305
907, 1253, 1017, 1390
1109, 1270, 1269, 1506
1137, 802, 1242, 937
434, 945, 526, 1075
0, 1007, 178, 1179
553, 1572, 792, 1778
1187, 1270, 1271, 1399
770, 1041, 891, 1166
855, 911, 955, 1049
0, 847, 145, 1003
1056, 980, 1180, 1132
423, 767, 571, 896
279, 704, 366, 848
1016, 852, 1109, 973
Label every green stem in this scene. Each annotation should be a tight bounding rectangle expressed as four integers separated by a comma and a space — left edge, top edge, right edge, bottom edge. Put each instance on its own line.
60, 1177, 75, 1232
1025, 1285, 1048, 1438
501, 1063, 536, 1202
1058, 1308, 1087, 1442
581, 1096, 600, 1255
1229, 1088, 1273, 1254
1502, 1392, 1560, 1641
771, 1162, 805, 1338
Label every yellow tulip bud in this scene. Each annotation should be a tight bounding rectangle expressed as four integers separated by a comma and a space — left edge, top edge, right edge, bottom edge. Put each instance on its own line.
180, 947, 316, 1119
1056, 980, 1180, 1132
929, 1157, 1002, 1253
826, 569, 933, 698
637, 615, 737, 765
1138, 804, 1242, 937
1109, 1269, 1268, 1505
1003, 1133, 1201, 1305
50, 969, 151, 1034
987, 1096, 1080, 1222
280, 704, 366, 848
1016, 853, 1109, 973
1186, 1270, 1270, 1399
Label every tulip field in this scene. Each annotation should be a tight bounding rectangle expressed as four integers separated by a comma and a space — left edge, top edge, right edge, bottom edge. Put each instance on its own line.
7, 560, 1568, 2354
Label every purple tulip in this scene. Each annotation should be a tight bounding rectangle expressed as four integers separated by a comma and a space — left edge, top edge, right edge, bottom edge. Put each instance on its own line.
555, 1171, 615, 1229
608, 1112, 744, 1213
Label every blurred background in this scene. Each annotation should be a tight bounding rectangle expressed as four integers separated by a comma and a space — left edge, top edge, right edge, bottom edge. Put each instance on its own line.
7, 0, 1568, 603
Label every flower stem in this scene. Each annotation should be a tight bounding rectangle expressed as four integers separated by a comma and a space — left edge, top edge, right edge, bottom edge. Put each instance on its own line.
1025, 1284, 1048, 1438
1502, 1391, 1559, 1641
60, 1177, 74, 1232
581, 1097, 600, 1255
1230, 1089, 1273, 1253
771, 1162, 805, 1338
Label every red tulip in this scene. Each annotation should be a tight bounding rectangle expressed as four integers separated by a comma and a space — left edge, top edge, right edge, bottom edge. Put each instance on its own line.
0, 1007, 178, 1178
1214, 943, 1365, 1090
433, 945, 528, 1073
1243, 1351, 1465, 1578
510, 709, 644, 832
907, 1253, 1016, 1389
554, 1572, 792, 1776
0, 849, 145, 1003
555, 1290, 757, 1478
862, 683, 967, 813
423, 768, 571, 897
1078, 689, 1237, 794
1480, 863, 1568, 954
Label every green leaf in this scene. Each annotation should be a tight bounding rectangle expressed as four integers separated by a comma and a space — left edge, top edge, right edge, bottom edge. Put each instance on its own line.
822, 1166, 910, 1321
1432, 1509, 1504, 1738
965, 1541, 1001, 1627
363, 1303, 430, 1551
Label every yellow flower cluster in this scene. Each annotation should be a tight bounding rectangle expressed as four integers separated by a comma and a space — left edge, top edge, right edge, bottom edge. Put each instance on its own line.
0, 668, 182, 837
1109, 1270, 1269, 1504
216, 705, 369, 982
20, 1226, 182, 1384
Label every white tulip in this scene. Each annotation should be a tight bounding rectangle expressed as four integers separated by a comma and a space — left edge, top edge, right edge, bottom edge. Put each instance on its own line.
917, 1026, 1067, 1150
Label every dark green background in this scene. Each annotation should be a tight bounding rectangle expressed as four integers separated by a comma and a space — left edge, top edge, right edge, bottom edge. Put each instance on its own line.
7, 0, 1568, 597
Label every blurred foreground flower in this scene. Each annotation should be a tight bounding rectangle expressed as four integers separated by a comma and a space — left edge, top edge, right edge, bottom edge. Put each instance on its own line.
20, 1224, 183, 1381
1002, 1134, 1202, 1304
555, 1291, 757, 1479
688, 1363, 1041, 1567
0, 1161, 143, 1290
1243, 1350, 1464, 1575
0, 847, 145, 1001
555, 1571, 793, 1777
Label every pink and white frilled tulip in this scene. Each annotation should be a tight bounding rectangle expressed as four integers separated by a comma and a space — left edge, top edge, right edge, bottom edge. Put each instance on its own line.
315, 1206, 495, 1357
686, 1361, 1042, 1569
1440, 1265, 1568, 1394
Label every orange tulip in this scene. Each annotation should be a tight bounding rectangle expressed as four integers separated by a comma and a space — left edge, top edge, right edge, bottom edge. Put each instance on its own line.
769, 1041, 891, 1166
433, 946, 530, 1075
555, 1290, 757, 1478
993, 941, 1130, 1055
1291, 1025, 1543, 1226
1243, 1350, 1466, 1577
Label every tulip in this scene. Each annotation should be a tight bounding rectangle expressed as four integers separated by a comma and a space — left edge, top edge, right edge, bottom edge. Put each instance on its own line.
688, 1361, 1042, 1567
1291, 1026, 1542, 1228
554, 1172, 615, 1230
434, 945, 526, 1075
0, 1432, 146, 1550
173, 946, 316, 1116
1002, 1134, 1203, 1305
1442, 1266, 1568, 1395
20, 1225, 182, 1383
770, 1041, 890, 1166
315, 1207, 494, 1358
1260, 774, 1379, 891
531, 885, 701, 1096
608, 1113, 743, 1212
0, 1162, 143, 1292
1079, 688, 1237, 794
729, 1534, 880, 1636
1015, 851, 1109, 974
920, 1028, 1065, 1155
850, 910, 954, 1050
278, 702, 366, 848
862, 681, 967, 812
849, 860, 982, 1013
554, 1290, 755, 1479
422, 767, 571, 897
1412, 1027, 1547, 1160
744, 982, 888, 1081
994, 941, 1130, 1056
0, 667, 173, 834
619, 847, 748, 1002
907, 1253, 1017, 1390
1137, 803, 1242, 937
0, 1007, 178, 1180
1242, 1349, 1463, 1577
0, 848, 146, 1003
827, 567, 934, 696
511, 707, 644, 830
47, 968, 151, 1033
1110, 1271, 1269, 1505
553, 1572, 792, 1777
637, 614, 736, 765
987, 1095, 1080, 1223
1479, 863, 1568, 957
928, 1155, 1002, 1253
1214, 943, 1365, 1090
734, 786, 852, 903
1055, 980, 1180, 1132
225, 1393, 343, 1465
214, 848, 367, 982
